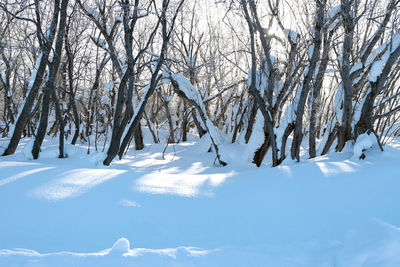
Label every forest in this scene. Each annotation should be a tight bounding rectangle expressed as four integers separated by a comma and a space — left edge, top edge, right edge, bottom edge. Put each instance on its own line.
3, 1, 400, 266
1, 0, 400, 166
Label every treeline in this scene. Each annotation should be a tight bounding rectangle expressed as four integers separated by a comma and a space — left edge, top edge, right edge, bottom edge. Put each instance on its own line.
0, 0, 400, 167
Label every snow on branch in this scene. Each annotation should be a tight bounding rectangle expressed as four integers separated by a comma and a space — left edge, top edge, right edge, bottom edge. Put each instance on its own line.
167, 72, 227, 166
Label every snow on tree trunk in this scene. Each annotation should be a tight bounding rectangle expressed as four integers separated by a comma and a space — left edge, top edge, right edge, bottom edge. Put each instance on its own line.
168, 73, 227, 166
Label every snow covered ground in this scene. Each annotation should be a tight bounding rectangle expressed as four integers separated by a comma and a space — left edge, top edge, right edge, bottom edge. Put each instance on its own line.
1, 133, 400, 266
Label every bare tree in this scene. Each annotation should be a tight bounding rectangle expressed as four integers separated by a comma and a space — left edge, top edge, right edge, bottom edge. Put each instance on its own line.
2, 0, 61, 156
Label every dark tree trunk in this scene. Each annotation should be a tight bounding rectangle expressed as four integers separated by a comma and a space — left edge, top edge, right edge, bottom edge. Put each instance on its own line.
309, 30, 332, 158
253, 130, 271, 167
279, 122, 295, 163
0, 52, 14, 130
244, 100, 257, 144
3, 0, 60, 156
337, 1, 355, 151
192, 108, 207, 138
291, 0, 324, 161
321, 124, 338, 155
104, 0, 184, 165
241, 0, 279, 166
354, 41, 400, 138
181, 102, 189, 141
232, 94, 247, 144
32, 0, 69, 159
169, 75, 227, 166
65, 37, 80, 145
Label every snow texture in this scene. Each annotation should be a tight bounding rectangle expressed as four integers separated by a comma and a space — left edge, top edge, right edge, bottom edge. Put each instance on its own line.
2, 135, 400, 266
353, 88, 370, 124
369, 60, 384, 82
334, 85, 344, 122
308, 45, 314, 60
27, 53, 42, 92
111, 238, 130, 254
352, 132, 377, 159
328, 5, 341, 20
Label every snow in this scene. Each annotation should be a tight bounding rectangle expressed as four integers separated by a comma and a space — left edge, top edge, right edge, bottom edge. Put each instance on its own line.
328, 5, 341, 20
103, 81, 114, 92
334, 85, 344, 122
27, 52, 42, 92
365, 42, 387, 66
350, 62, 362, 75
369, 60, 384, 82
7, 53, 43, 139
245, 110, 266, 161
111, 238, 130, 253
368, 31, 400, 83
2, 135, 400, 266
119, 199, 140, 207
84, 5, 99, 21
308, 44, 314, 60
365, 31, 400, 71
352, 132, 379, 159
246, 68, 268, 97
353, 88, 370, 124
169, 73, 227, 154
137, 9, 149, 18
21, 139, 35, 160
100, 95, 109, 104
185, 56, 196, 67
389, 32, 400, 53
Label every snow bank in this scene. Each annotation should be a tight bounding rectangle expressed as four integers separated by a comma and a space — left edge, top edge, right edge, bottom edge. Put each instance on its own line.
3, 223, 400, 267
352, 133, 379, 159
0, 238, 213, 267
110, 238, 130, 254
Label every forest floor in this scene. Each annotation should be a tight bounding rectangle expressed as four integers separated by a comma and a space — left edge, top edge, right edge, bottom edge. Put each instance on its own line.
1, 132, 400, 266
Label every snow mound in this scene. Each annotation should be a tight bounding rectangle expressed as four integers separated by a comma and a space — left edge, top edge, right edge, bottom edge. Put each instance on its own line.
352, 133, 374, 159
111, 238, 131, 254
88, 151, 107, 165
21, 139, 34, 160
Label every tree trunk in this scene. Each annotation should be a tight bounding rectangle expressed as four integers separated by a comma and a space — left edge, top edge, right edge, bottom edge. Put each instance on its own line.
32, 0, 69, 159
3, 0, 60, 156
337, 1, 355, 151
65, 37, 80, 145
309, 30, 332, 158
291, 0, 324, 161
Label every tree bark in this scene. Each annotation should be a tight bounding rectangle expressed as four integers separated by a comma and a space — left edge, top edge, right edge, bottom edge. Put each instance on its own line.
291, 0, 325, 161
32, 0, 69, 159
337, 0, 355, 151
3, 0, 60, 156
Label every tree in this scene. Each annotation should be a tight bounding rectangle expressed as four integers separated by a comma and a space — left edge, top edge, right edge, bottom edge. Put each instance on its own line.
2, 0, 61, 156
